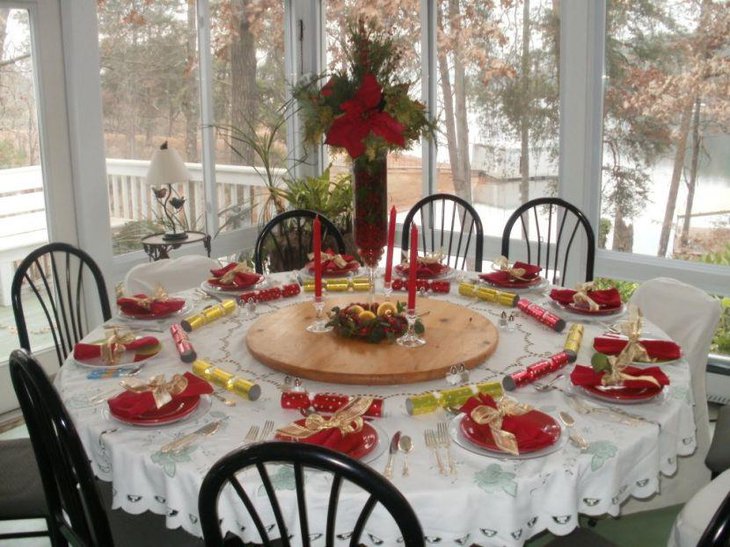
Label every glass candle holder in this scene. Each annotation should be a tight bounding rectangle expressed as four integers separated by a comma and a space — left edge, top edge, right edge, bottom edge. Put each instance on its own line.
306, 295, 333, 333
396, 309, 426, 347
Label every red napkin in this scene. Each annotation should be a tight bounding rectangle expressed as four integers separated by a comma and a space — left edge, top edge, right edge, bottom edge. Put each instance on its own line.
107, 372, 213, 419
479, 261, 542, 285
549, 287, 622, 310
209, 263, 261, 288
73, 336, 160, 362
593, 336, 681, 361
398, 261, 448, 279
307, 249, 359, 274
295, 426, 364, 454
117, 294, 185, 316
459, 393, 556, 451
570, 364, 670, 390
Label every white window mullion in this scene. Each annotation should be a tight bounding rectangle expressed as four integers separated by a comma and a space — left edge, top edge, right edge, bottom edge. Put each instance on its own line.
421, 0, 437, 197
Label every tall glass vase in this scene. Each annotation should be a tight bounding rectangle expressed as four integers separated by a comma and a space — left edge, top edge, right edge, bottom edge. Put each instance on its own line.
353, 152, 387, 304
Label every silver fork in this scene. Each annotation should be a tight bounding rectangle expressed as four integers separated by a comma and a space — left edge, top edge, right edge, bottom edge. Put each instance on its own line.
424, 429, 447, 475
437, 422, 456, 475
259, 420, 275, 441
243, 425, 259, 445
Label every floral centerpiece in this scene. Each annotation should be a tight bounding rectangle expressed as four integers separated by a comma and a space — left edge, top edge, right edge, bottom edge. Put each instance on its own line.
327, 301, 425, 344
294, 18, 434, 273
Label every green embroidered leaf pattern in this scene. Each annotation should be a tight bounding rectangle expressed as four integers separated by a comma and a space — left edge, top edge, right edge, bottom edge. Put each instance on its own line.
474, 463, 517, 497
586, 441, 618, 471
258, 465, 296, 496
151, 447, 195, 477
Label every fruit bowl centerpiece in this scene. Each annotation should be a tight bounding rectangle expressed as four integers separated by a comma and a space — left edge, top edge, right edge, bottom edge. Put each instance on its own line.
327, 301, 425, 344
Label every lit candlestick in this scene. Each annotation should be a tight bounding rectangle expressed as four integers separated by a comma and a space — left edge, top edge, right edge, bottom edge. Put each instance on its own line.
407, 223, 418, 311
384, 206, 396, 284
313, 216, 322, 298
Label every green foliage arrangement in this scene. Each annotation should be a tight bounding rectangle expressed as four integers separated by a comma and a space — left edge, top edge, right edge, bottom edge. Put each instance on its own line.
293, 18, 434, 161
592, 277, 638, 302
327, 301, 424, 344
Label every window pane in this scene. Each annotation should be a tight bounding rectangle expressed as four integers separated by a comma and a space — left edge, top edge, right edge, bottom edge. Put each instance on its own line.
210, 0, 288, 236
602, 0, 730, 268
97, 1, 204, 255
439, 1, 560, 240
0, 9, 52, 355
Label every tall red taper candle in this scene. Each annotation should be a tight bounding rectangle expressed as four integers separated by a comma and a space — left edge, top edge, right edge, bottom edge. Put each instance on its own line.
384, 206, 397, 283
407, 223, 418, 310
313, 216, 322, 298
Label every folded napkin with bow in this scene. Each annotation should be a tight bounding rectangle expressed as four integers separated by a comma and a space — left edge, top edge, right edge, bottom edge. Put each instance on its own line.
73, 335, 160, 363
398, 257, 448, 279
209, 263, 262, 288
107, 371, 213, 419
117, 293, 185, 316
480, 261, 542, 285
459, 393, 557, 453
550, 287, 622, 310
570, 364, 670, 390
308, 249, 359, 274
593, 336, 681, 361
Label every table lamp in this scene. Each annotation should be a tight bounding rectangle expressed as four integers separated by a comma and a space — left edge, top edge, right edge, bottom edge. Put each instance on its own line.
146, 141, 191, 241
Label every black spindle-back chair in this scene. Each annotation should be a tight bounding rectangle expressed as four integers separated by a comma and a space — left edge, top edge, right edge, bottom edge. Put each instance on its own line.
501, 197, 595, 286
198, 441, 424, 547
401, 193, 484, 272
11, 242, 111, 367
254, 209, 346, 274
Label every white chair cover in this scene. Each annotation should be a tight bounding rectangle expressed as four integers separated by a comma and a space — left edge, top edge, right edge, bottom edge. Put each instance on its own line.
667, 468, 730, 547
622, 277, 721, 514
123, 255, 221, 295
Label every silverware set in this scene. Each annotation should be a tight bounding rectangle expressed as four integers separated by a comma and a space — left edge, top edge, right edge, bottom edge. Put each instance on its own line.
424, 424, 456, 476
160, 420, 222, 454
242, 420, 275, 447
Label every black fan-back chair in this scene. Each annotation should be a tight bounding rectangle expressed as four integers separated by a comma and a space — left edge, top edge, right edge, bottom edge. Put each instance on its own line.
401, 193, 484, 272
501, 197, 596, 286
11, 242, 112, 367
198, 441, 425, 547
9, 348, 114, 546
254, 210, 347, 274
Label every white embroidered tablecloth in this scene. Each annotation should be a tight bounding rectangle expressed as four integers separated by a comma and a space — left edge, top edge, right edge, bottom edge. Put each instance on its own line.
55, 273, 696, 546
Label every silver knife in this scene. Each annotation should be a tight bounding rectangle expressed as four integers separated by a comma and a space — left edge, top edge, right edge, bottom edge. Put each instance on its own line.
383, 431, 401, 479
160, 420, 221, 454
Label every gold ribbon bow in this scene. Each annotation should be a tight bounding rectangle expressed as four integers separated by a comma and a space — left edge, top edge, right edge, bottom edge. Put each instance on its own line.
124, 286, 169, 311
572, 282, 600, 312
218, 262, 253, 285
100, 328, 137, 365
308, 250, 351, 269
470, 396, 532, 455
602, 306, 660, 388
402, 251, 444, 269
276, 396, 373, 439
120, 374, 188, 409
492, 256, 529, 281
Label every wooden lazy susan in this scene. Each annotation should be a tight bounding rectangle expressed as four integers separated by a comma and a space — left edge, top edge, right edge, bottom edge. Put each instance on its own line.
245, 296, 498, 385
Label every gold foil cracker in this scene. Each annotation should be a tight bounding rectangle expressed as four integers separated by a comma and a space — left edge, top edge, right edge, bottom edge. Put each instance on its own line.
275, 396, 373, 439
470, 396, 532, 455
120, 374, 188, 409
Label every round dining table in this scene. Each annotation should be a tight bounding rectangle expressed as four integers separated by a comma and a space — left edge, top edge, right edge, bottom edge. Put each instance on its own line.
55, 271, 697, 546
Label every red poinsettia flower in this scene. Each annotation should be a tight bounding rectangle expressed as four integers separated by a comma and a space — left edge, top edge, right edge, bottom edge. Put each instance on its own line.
325, 73, 405, 159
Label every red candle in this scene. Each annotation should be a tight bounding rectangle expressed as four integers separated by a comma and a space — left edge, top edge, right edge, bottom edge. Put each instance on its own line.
407, 223, 418, 310
313, 216, 322, 298
384, 206, 397, 284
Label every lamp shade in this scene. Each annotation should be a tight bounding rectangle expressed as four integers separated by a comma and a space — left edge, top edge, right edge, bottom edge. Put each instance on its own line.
146, 143, 191, 186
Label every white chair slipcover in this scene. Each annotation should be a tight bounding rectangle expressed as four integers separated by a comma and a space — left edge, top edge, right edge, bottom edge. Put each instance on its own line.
623, 277, 721, 514
124, 255, 220, 295
667, 468, 730, 547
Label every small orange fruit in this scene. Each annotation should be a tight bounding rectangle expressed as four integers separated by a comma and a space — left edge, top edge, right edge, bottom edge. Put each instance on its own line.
376, 302, 398, 317
348, 304, 365, 315
358, 310, 377, 321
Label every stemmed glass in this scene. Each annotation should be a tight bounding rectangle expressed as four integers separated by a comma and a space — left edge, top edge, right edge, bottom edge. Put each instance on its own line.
306, 296, 333, 333
396, 309, 426, 347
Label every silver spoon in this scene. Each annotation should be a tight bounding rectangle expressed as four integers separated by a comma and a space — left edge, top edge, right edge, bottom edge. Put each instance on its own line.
211, 391, 236, 406
534, 373, 565, 392
398, 435, 413, 476
559, 411, 589, 451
